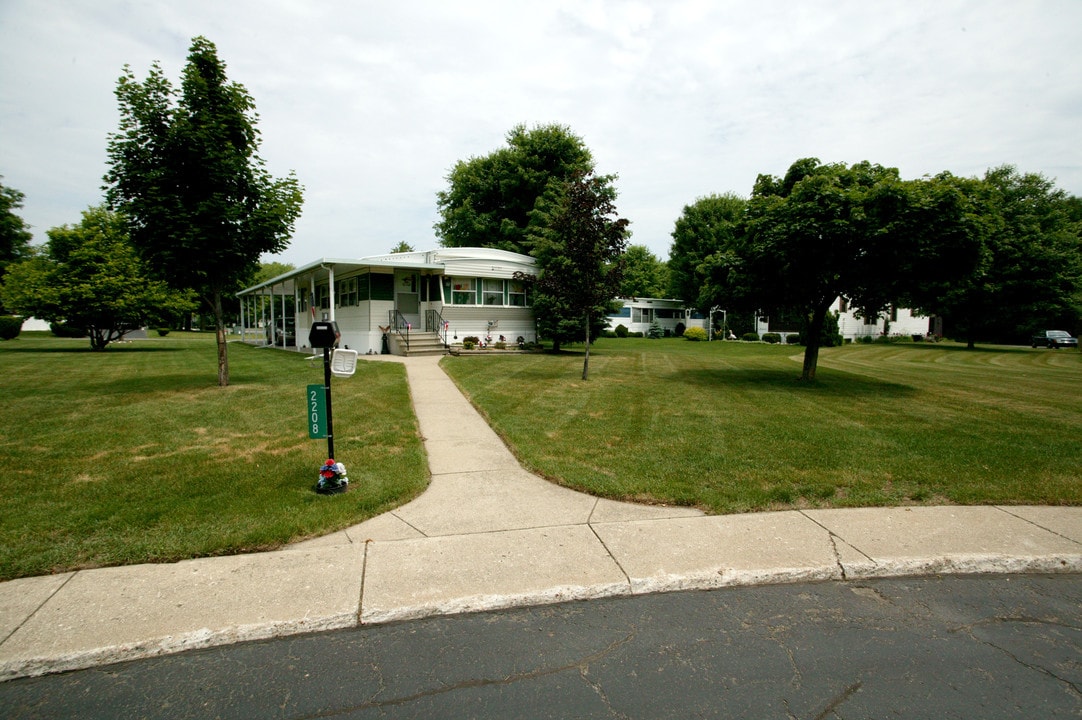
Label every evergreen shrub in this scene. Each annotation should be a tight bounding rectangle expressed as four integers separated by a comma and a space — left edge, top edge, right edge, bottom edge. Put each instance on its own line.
683, 326, 707, 341
0, 316, 21, 340
51, 322, 86, 338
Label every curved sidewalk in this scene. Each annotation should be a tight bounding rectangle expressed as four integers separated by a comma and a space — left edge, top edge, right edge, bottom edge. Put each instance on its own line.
2, 355, 1080, 681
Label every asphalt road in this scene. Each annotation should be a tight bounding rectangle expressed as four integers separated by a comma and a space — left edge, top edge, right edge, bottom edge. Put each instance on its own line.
2, 574, 1080, 719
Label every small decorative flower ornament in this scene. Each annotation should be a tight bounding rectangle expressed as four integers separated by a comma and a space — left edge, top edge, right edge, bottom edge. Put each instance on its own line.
316, 458, 349, 494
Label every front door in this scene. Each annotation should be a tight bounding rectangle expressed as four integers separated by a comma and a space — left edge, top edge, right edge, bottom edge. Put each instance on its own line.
395, 270, 420, 330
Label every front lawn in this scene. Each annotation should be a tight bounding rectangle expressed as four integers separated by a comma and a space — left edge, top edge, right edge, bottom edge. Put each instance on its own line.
441, 339, 1082, 512
0, 333, 428, 580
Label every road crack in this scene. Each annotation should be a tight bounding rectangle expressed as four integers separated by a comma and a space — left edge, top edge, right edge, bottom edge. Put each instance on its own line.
289, 629, 638, 718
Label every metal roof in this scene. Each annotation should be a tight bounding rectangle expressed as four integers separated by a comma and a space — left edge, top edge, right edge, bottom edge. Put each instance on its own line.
237, 248, 536, 297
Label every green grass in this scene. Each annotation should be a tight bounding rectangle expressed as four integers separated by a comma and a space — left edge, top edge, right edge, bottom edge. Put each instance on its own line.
441, 338, 1082, 513
4, 332, 1079, 581
0, 332, 428, 580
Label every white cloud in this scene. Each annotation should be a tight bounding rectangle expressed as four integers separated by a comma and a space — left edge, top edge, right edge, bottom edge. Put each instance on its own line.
1, 0, 1079, 268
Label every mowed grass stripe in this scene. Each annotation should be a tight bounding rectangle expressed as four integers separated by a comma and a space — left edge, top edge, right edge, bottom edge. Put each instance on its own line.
0, 333, 428, 580
442, 338, 1081, 512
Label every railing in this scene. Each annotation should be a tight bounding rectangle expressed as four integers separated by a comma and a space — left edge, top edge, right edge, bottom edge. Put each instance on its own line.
426, 308, 449, 347
389, 310, 410, 352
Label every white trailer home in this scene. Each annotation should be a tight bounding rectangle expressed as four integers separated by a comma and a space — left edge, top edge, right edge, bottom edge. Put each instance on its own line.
605, 297, 707, 336
237, 247, 538, 356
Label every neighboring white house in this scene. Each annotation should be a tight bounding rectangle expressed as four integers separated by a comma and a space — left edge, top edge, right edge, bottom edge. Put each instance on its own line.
605, 297, 707, 336
754, 298, 935, 342
18, 317, 50, 331
237, 247, 538, 355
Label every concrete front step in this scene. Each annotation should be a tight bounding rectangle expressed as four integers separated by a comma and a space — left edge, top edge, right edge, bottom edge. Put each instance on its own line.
393, 332, 448, 357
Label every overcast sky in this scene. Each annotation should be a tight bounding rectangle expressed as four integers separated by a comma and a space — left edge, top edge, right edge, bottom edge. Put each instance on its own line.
2, 1, 1080, 267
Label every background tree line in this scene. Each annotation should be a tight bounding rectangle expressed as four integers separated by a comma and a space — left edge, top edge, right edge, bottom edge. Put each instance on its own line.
435, 128, 1080, 380
667, 160, 1081, 377
4, 89, 1078, 384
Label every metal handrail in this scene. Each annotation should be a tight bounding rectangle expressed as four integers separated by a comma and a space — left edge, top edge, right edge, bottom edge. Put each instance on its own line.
426, 308, 449, 346
388, 310, 410, 352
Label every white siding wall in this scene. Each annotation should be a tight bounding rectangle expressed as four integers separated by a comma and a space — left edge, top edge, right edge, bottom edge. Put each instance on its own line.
755, 300, 931, 341
835, 303, 930, 341
606, 298, 703, 335
442, 307, 534, 344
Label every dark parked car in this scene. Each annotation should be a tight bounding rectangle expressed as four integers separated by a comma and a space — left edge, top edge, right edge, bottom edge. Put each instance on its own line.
1031, 330, 1078, 349
266, 318, 296, 346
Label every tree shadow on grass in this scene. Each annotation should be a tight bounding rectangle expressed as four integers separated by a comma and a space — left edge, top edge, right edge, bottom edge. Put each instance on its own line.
884, 342, 1036, 356
80, 374, 224, 395
1, 344, 182, 354
675, 367, 918, 399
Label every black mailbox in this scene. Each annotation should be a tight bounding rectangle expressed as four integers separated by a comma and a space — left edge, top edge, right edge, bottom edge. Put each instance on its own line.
308, 321, 340, 349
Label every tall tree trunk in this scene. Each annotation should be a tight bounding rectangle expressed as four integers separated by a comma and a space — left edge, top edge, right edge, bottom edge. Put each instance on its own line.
582, 314, 591, 381
801, 304, 828, 381
213, 291, 229, 387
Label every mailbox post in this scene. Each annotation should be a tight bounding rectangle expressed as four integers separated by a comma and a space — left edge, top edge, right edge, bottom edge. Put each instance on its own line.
308, 322, 342, 491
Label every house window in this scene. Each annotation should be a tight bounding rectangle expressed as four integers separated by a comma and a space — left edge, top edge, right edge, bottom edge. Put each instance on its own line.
450, 277, 477, 305
482, 279, 504, 305
336, 277, 358, 307
317, 284, 330, 310
632, 307, 653, 324
839, 297, 849, 312
441, 277, 531, 307
508, 280, 527, 307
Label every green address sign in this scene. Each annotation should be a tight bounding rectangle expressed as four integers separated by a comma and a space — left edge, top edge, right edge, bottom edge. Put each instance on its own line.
307, 384, 327, 439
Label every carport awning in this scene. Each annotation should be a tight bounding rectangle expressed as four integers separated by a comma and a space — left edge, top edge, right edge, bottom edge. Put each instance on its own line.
237, 257, 445, 298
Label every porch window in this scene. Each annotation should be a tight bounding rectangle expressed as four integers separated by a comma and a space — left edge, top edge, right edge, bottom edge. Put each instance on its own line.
336, 277, 358, 307
370, 273, 394, 301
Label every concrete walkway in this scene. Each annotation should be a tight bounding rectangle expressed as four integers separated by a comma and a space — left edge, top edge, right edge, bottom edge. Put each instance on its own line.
1, 355, 1080, 681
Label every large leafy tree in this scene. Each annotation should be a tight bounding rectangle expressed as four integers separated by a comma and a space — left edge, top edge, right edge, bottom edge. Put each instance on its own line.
619, 244, 670, 298
518, 170, 629, 378
668, 193, 746, 310
927, 167, 1082, 346
872, 171, 996, 347
435, 124, 598, 254
105, 36, 303, 385
712, 159, 923, 380
0, 177, 34, 311
1, 206, 194, 350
